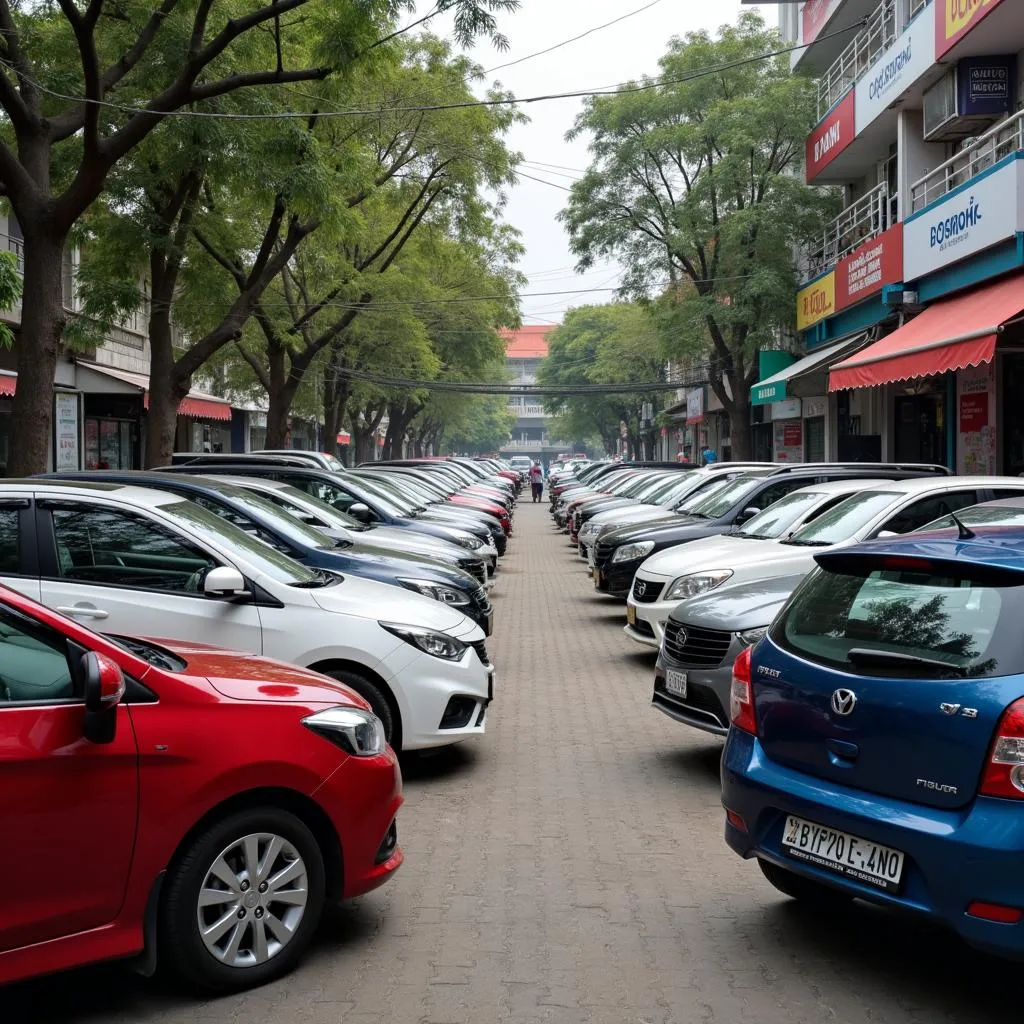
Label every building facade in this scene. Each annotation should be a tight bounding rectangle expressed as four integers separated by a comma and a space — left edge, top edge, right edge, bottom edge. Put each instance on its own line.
500, 326, 555, 459
759, 0, 1024, 472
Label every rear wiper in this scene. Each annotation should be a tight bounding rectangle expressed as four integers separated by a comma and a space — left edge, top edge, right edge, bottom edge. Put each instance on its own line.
846, 648, 966, 678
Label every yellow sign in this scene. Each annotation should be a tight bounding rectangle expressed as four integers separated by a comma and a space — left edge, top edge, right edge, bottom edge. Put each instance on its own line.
796, 272, 835, 332
938, 0, 1005, 58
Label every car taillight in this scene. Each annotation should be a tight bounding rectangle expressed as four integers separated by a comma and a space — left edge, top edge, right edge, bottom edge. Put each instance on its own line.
980, 698, 1024, 799
729, 646, 757, 735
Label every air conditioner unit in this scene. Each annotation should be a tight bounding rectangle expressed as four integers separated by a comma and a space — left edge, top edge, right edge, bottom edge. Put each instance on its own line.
924, 58, 1016, 142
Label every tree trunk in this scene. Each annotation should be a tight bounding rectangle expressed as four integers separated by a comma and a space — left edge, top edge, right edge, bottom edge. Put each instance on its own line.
144, 292, 190, 467
265, 338, 293, 448
728, 395, 752, 461
8, 229, 67, 475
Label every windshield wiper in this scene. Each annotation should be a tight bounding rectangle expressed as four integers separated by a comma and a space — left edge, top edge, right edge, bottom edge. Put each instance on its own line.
738, 532, 774, 541
333, 538, 354, 549
847, 647, 967, 678
780, 537, 830, 547
293, 567, 342, 589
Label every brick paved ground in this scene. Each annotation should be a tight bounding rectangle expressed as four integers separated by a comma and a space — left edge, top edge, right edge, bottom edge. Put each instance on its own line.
3, 501, 1021, 1022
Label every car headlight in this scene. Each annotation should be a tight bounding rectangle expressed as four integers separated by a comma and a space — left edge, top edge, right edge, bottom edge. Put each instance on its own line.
380, 622, 468, 660
301, 707, 387, 756
579, 523, 598, 541
453, 535, 483, 550
664, 569, 733, 601
397, 578, 471, 606
737, 626, 768, 647
611, 541, 655, 564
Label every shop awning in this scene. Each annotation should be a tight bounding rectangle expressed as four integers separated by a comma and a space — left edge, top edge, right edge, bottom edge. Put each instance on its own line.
75, 362, 233, 421
752, 333, 869, 406
829, 275, 1024, 392
336, 431, 351, 445
0, 371, 14, 397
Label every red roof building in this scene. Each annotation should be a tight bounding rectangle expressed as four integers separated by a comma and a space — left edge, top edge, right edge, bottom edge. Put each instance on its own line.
500, 325, 553, 359
500, 326, 556, 454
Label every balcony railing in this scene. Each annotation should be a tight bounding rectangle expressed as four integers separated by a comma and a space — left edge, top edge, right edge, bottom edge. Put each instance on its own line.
911, 108, 1024, 213
803, 180, 898, 280
816, 0, 897, 121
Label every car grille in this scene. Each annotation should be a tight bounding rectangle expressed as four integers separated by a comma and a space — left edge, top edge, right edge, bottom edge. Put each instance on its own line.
595, 540, 616, 565
632, 577, 663, 604
662, 621, 732, 668
471, 639, 490, 666
471, 586, 490, 611
460, 559, 487, 584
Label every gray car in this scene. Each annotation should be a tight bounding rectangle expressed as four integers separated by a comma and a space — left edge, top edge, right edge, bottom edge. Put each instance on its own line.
652, 574, 806, 736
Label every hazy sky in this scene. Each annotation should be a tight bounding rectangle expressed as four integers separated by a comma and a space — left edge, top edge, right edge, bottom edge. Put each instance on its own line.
418, 1, 768, 325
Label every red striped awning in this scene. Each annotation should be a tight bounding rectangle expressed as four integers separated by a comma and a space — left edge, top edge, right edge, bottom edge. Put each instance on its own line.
0, 373, 14, 396
829, 273, 1024, 391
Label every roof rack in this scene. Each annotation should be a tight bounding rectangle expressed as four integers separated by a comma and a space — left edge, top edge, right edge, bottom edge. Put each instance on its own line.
765, 462, 950, 476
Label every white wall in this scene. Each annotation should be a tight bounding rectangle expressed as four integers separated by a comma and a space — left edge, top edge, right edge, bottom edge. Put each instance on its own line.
897, 109, 947, 220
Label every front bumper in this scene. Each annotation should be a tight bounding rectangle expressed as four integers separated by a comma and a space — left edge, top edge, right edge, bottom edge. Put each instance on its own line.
722, 729, 1024, 960
592, 559, 639, 598
625, 588, 674, 647
651, 650, 734, 736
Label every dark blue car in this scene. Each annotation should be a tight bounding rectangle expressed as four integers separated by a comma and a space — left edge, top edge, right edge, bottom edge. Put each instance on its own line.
45, 472, 494, 634
722, 526, 1024, 959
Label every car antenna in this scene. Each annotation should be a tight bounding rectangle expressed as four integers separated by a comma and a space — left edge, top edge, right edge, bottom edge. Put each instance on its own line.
949, 510, 976, 541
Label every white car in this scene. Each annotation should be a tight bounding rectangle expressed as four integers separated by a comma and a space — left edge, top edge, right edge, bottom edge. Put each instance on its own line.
625, 475, 1024, 649
0, 481, 493, 750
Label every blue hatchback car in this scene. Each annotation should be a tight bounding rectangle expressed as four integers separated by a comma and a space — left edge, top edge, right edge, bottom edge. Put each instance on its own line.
722, 526, 1024, 959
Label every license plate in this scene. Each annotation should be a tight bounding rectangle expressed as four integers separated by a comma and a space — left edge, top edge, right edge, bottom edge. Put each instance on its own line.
781, 815, 904, 893
627, 604, 636, 626
486, 610, 494, 636
594, 570, 602, 590
665, 669, 687, 697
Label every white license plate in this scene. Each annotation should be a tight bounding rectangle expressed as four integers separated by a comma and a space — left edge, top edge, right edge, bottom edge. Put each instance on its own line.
781, 815, 904, 893
665, 669, 687, 698
626, 604, 636, 626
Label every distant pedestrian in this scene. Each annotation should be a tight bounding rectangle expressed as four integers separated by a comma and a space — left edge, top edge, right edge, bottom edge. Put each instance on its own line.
700, 445, 717, 466
529, 461, 544, 502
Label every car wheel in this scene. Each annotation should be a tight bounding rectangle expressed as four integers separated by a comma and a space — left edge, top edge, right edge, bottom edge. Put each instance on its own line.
160, 808, 326, 992
757, 858, 853, 907
323, 669, 399, 749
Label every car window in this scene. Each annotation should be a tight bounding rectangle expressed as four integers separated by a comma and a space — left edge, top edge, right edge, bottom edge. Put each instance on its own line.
921, 504, 1024, 531
880, 491, 980, 536
784, 491, 901, 546
686, 476, 763, 518
0, 608, 75, 704
736, 491, 827, 539
0, 508, 19, 574
188, 495, 297, 557
675, 476, 735, 511
51, 507, 216, 593
748, 479, 807, 515
990, 490, 1024, 502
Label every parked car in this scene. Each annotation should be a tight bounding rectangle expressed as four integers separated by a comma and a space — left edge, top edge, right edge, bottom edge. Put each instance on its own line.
592, 465, 952, 599
508, 456, 533, 476
0, 584, 402, 991
652, 574, 806, 735
625, 478, 903, 648
0, 480, 493, 750
722, 526, 1024, 960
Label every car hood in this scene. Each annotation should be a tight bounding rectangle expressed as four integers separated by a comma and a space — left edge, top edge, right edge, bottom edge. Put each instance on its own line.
345, 542, 476, 585
639, 534, 784, 580
668, 574, 807, 632
588, 505, 673, 530
151, 638, 369, 707
600, 516, 708, 547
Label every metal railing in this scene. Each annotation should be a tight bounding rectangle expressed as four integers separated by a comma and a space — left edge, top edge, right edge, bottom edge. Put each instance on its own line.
910, 108, 1024, 212
803, 180, 898, 279
816, 0, 897, 121
909, 0, 929, 16
0, 233, 23, 272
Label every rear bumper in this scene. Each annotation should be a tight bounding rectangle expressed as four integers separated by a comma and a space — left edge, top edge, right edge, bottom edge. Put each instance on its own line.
722, 729, 1024, 960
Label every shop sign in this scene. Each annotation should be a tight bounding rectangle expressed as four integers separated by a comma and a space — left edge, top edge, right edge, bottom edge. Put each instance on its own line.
835, 224, 903, 310
803, 0, 842, 45
855, 7, 935, 135
54, 392, 79, 471
903, 155, 1023, 281
806, 91, 855, 182
796, 271, 836, 331
957, 362, 996, 474
753, 379, 787, 405
936, 0, 1007, 60
773, 419, 805, 462
958, 56, 1015, 117
772, 398, 802, 421
685, 388, 704, 424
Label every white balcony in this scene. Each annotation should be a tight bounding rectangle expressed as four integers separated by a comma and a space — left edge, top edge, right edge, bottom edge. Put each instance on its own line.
816, 0, 897, 121
911, 109, 1024, 213
803, 180, 898, 280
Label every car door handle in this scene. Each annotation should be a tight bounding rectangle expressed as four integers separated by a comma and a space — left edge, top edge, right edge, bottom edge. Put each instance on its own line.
56, 605, 109, 621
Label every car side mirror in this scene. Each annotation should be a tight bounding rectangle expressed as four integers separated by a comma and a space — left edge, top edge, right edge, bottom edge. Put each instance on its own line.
82, 651, 125, 744
348, 502, 374, 523
203, 565, 251, 600
736, 506, 761, 524
876, 529, 900, 539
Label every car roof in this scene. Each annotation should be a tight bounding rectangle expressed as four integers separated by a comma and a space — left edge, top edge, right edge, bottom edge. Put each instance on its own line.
846, 475, 1024, 494
975, 496, 1024, 509
790, 477, 909, 496
5, 479, 183, 507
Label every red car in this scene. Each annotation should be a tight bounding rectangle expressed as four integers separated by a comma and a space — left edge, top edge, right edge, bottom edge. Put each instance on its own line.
0, 586, 402, 992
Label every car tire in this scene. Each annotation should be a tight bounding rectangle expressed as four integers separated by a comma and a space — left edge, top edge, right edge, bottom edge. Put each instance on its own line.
323, 669, 399, 749
757, 858, 854, 907
160, 808, 327, 992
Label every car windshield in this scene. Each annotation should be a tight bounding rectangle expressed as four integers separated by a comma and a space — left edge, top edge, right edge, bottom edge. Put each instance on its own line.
686, 476, 763, 520
202, 483, 341, 551
783, 491, 900, 547
263, 484, 368, 532
631, 476, 674, 501
773, 563, 1015, 678
349, 477, 416, 517
918, 505, 1024, 531
675, 476, 735, 512
158, 500, 320, 585
647, 475, 690, 504
736, 490, 827, 539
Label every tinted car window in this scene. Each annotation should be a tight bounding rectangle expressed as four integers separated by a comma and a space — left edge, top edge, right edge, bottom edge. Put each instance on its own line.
750, 479, 808, 514
773, 563, 1014, 679
881, 491, 980, 535
0, 508, 19, 574
0, 609, 74, 703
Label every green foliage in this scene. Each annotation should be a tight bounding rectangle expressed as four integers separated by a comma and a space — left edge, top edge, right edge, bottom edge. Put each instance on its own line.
0, 251, 22, 348
561, 12, 838, 439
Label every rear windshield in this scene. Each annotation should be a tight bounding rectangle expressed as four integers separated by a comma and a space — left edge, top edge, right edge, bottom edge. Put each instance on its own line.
784, 490, 898, 546
772, 563, 1019, 678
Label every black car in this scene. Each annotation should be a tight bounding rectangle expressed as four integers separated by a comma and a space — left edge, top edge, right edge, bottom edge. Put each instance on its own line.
592, 463, 951, 598
44, 472, 496, 633
160, 461, 506, 555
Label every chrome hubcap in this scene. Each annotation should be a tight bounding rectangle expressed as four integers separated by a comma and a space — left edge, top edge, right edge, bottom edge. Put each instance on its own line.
196, 832, 309, 968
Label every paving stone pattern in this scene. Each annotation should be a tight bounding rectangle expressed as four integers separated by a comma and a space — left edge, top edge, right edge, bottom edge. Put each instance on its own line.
3, 502, 1020, 1023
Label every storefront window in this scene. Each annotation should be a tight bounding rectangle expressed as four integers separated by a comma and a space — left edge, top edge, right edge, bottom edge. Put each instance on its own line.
85, 417, 137, 469
894, 393, 946, 467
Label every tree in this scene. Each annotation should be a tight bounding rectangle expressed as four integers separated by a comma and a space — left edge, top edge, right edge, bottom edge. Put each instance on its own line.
0, 0, 516, 473
561, 12, 836, 459
537, 303, 668, 458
